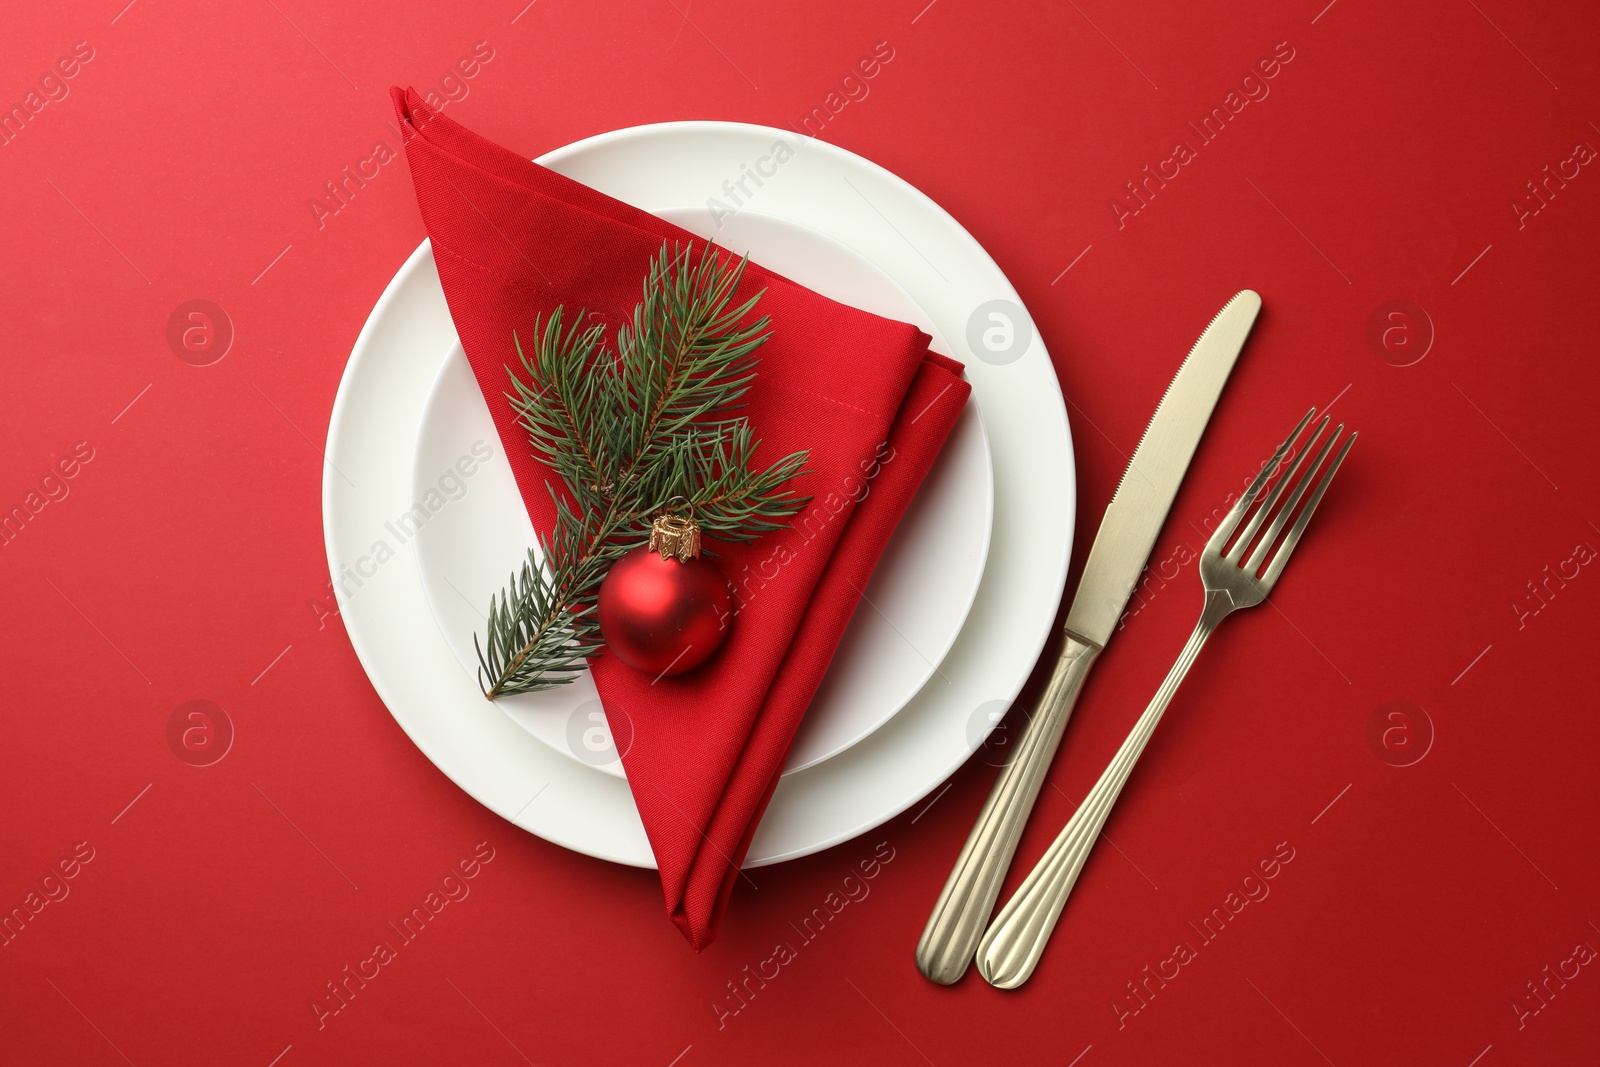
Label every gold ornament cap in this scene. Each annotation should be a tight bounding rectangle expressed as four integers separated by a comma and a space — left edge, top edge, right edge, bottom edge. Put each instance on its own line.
649, 512, 701, 562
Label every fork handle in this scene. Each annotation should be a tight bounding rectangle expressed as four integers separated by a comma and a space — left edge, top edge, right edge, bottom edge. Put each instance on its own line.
976, 591, 1233, 989
915, 632, 1102, 984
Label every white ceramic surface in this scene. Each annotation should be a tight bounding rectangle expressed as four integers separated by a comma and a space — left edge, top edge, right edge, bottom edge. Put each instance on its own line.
410, 207, 994, 778
323, 121, 1074, 867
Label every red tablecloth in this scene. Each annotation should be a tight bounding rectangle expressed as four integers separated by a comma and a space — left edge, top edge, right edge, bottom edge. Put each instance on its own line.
4, 2, 1598, 1064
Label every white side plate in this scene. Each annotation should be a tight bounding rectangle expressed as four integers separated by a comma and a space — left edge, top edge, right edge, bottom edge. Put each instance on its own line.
410, 207, 993, 777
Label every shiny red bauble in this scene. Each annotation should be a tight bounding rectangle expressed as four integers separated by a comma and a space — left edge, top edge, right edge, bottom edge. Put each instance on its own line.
597, 546, 733, 676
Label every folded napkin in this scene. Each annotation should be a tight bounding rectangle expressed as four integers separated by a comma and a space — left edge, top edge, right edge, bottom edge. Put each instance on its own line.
392, 87, 971, 949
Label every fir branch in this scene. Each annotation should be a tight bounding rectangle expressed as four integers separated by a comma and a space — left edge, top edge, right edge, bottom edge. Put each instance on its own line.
477, 241, 812, 699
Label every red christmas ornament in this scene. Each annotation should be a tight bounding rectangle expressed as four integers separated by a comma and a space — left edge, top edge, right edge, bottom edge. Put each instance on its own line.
598, 513, 733, 676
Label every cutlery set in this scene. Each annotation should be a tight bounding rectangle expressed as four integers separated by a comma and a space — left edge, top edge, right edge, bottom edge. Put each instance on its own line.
917, 292, 1356, 989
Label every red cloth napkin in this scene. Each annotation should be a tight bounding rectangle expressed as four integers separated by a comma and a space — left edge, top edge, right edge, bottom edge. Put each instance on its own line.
391, 87, 971, 949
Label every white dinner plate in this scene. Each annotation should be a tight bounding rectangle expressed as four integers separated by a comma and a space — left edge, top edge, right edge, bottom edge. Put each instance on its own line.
411, 206, 994, 778
323, 121, 1074, 867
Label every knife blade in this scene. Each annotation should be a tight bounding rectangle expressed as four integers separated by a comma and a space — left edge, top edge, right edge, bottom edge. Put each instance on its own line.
915, 290, 1261, 984
1065, 290, 1262, 644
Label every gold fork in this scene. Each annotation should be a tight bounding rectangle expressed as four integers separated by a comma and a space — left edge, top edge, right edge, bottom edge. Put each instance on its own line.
976, 408, 1355, 989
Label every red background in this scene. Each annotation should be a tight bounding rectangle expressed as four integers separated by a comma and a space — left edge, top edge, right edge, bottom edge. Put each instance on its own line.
3, 1, 1598, 1064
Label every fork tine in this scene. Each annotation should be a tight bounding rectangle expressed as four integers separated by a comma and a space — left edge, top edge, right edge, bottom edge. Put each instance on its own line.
1243, 419, 1338, 572
1228, 416, 1329, 563
1260, 431, 1357, 588
1205, 408, 1316, 554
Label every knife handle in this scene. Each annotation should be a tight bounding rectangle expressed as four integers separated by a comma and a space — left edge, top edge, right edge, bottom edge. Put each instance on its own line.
915, 631, 1101, 984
